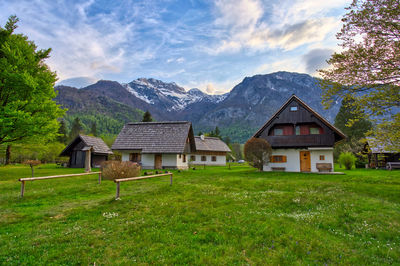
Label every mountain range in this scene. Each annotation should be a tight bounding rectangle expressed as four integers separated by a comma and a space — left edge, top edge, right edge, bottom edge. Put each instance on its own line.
55, 71, 341, 143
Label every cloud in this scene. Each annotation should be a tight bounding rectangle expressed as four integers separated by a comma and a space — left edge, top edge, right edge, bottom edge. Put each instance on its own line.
206, 83, 215, 94
302, 48, 334, 74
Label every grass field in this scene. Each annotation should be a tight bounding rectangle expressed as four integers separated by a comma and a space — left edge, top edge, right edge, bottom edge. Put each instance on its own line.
0, 164, 399, 265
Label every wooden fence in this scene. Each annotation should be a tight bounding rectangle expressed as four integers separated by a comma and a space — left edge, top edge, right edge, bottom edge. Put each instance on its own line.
18, 172, 102, 198
114, 172, 173, 200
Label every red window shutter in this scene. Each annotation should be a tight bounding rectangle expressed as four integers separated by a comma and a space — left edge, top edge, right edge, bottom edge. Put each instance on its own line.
283, 125, 294, 135
300, 125, 309, 135
282, 156, 287, 162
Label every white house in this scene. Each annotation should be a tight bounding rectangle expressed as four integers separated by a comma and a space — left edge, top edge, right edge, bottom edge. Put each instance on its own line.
112, 121, 196, 169
252, 95, 346, 173
190, 136, 231, 166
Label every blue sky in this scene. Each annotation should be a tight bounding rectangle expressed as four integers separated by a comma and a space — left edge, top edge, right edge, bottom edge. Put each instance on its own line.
0, 0, 351, 94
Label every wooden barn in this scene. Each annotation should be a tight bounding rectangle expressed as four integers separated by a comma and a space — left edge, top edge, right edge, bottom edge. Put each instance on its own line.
252, 94, 346, 172
363, 138, 400, 168
60, 135, 113, 168
190, 136, 231, 166
112, 121, 196, 169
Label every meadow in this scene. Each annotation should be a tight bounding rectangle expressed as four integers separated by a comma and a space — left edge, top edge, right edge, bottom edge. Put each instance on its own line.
0, 164, 399, 265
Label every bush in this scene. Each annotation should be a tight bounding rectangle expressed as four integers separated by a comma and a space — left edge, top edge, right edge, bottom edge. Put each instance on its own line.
338, 152, 356, 170
101, 161, 141, 180
244, 138, 272, 171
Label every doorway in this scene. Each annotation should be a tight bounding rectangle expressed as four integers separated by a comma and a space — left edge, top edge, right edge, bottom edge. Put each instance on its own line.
154, 154, 162, 169
300, 151, 311, 172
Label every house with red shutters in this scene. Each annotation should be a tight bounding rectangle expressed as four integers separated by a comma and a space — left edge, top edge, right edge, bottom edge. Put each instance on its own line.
252, 95, 346, 172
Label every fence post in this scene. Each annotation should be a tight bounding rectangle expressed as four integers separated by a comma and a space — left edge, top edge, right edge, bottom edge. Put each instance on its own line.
116, 182, 120, 200
20, 181, 25, 198
98, 172, 102, 184
170, 173, 173, 186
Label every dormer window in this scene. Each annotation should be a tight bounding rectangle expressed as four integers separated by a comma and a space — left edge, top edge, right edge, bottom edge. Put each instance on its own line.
290, 106, 298, 111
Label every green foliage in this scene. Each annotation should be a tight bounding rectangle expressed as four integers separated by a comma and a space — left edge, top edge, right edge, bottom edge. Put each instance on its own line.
57, 120, 68, 144
0, 142, 65, 163
339, 152, 356, 170
90, 122, 97, 137
319, 0, 400, 151
0, 164, 400, 264
230, 143, 243, 161
68, 117, 83, 141
333, 97, 373, 160
244, 138, 272, 171
0, 16, 65, 145
141, 110, 153, 122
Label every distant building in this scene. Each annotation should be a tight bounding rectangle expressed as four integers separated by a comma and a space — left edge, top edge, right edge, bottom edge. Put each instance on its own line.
112, 121, 196, 169
363, 138, 400, 168
190, 136, 231, 166
60, 135, 113, 168
252, 95, 346, 172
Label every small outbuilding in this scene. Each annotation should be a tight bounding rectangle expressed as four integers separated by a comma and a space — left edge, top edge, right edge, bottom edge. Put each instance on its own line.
363, 138, 400, 168
60, 135, 113, 169
112, 121, 196, 169
190, 136, 231, 166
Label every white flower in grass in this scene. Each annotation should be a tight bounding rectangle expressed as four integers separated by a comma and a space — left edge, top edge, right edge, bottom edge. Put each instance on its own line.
103, 212, 119, 219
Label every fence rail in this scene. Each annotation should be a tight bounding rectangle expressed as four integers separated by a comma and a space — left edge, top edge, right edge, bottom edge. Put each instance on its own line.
114, 172, 173, 200
18, 171, 102, 198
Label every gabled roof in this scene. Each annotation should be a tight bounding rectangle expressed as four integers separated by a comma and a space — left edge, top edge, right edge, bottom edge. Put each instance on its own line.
111, 121, 195, 154
60, 135, 113, 156
252, 94, 346, 140
194, 136, 231, 152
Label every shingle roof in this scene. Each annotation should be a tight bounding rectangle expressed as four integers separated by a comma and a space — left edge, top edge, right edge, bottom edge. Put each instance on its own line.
60, 135, 113, 156
111, 121, 195, 153
79, 135, 113, 154
194, 136, 231, 152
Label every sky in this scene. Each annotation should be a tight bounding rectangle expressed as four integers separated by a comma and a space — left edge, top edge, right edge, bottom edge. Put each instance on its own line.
0, 0, 351, 94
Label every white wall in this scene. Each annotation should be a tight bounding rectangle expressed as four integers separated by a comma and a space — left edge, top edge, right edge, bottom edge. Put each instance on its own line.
120, 151, 188, 169
310, 149, 334, 172
190, 154, 227, 166
141, 154, 155, 169
263, 149, 301, 172
263, 148, 334, 173
176, 154, 189, 169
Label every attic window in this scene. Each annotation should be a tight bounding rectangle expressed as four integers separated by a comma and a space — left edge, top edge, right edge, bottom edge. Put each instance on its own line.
290, 106, 298, 111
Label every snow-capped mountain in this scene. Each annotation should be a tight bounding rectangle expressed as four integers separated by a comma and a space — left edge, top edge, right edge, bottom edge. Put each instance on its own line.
55, 71, 341, 142
123, 78, 227, 111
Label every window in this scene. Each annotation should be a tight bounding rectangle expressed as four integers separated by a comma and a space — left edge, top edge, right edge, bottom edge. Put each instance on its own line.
201, 156, 207, 162
270, 155, 287, 163
274, 128, 283, 136
182, 154, 186, 162
310, 127, 320, 135
190, 155, 196, 161
211, 156, 217, 162
320, 155, 325, 161
179, 154, 182, 158
290, 106, 298, 111
295, 126, 300, 135
129, 153, 141, 162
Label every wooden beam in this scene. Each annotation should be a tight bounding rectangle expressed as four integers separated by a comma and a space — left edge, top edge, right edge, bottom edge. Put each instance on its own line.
114, 172, 172, 183
19, 171, 101, 182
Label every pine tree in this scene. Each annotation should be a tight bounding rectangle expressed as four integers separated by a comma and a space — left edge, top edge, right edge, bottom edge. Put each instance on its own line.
142, 111, 153, 122
57, 120, 68, 144
90, 122, 97, 137
68, 117, 83, 141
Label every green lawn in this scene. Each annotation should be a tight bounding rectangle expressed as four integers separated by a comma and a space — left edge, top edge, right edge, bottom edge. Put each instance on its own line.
0, 164, 399, 265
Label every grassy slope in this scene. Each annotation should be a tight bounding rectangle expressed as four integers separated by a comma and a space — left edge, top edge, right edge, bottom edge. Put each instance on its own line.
0, 164, 399, 265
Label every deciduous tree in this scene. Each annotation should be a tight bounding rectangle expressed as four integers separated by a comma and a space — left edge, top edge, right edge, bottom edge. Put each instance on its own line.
0, 16, 65, 148
319, 0, 400, 151
244, 138, 272, 171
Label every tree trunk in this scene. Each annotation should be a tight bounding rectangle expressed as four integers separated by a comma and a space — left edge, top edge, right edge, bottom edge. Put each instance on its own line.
30, 165, 34, 177
5, 144, 11, 165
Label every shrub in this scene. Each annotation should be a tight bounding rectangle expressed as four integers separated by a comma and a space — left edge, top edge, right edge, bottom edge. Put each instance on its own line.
101, 161, 141, 180
338, 152, 356, 170
244, 138, 272, 171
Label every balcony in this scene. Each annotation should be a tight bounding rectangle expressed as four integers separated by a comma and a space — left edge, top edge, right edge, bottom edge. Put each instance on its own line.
265, 134, 335, 148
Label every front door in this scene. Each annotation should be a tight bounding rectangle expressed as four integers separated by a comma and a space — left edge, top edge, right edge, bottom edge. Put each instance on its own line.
154, 154, 162, 169
300, 151, 311, 172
